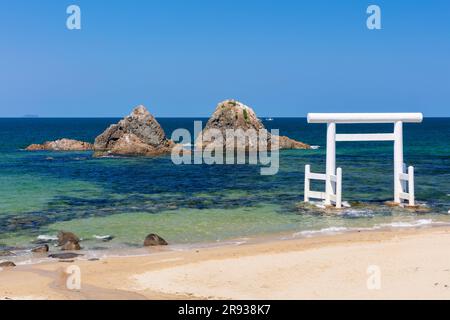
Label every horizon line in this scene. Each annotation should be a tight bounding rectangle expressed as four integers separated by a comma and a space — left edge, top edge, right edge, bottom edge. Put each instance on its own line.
1, 116, 450, 119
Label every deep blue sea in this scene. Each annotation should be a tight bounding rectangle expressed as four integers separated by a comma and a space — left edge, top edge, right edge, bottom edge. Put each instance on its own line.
0, 118, 449, 253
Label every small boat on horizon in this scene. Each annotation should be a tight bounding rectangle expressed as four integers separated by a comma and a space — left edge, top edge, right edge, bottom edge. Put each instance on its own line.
265, 118, 274, 121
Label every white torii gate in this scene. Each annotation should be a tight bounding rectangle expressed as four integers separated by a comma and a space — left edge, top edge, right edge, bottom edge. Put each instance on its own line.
304, 113, 423, 209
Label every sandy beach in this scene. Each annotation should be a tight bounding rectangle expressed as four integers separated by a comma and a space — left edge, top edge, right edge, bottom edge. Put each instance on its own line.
1, 226, 450, 300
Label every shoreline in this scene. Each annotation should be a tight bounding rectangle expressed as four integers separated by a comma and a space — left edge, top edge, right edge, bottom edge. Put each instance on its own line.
2, 225, 450, 299
3, 216, 448, 267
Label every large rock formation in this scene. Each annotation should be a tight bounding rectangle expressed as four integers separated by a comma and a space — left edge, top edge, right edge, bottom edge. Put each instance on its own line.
26, 139, 93, 151
196, 100, 310, 151
94, 105, 174, 156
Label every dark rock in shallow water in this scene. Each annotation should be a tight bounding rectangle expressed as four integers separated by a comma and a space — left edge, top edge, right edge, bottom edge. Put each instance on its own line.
0, 250, 16, 257
0, 261, 16, 268
144, 234, 168, 246
31, 244, 49, 253
57, 231, 80, 246
57, 231, 81, 251
61, 241, 81, 251
48, 253, 83, 259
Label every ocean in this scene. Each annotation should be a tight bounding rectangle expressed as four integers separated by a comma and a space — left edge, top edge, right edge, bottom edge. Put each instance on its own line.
0, 117, 449, 254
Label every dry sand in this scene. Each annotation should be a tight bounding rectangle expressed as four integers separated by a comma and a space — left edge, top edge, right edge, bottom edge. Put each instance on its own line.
2, 227, 450, 300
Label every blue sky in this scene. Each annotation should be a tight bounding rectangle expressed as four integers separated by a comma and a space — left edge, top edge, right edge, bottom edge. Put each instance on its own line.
0, 0, 449, 117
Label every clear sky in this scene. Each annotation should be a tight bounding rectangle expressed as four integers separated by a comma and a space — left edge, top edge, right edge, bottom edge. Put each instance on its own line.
0, 0, 449, 117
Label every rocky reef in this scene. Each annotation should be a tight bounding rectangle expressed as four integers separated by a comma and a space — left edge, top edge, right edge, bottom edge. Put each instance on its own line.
26, 139, 93, 151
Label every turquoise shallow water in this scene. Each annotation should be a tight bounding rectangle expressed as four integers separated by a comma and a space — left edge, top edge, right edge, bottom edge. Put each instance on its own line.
0, 118, 449, 251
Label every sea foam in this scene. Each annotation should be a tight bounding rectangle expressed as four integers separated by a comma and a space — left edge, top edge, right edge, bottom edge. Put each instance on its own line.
291, 219, 444, 240
380, 219, 434, 228
37, 235, 58, 241
339, 209, 374, 218
293, 227, 349, 238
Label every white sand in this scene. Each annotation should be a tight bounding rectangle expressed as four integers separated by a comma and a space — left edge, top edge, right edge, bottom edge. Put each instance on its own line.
2, 227, 450, 299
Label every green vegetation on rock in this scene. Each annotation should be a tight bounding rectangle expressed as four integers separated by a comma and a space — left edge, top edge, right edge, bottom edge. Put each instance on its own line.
243, 109, 249, 121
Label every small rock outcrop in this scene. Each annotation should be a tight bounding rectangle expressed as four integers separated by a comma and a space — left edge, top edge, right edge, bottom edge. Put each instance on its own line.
94, 105, 174, 157
196, 100, 310, 151
144, 234, 168, 246
31, 245, 49, 254
26, 139, 93, 151
57, 231, 81, 251
274, 135, 311, 150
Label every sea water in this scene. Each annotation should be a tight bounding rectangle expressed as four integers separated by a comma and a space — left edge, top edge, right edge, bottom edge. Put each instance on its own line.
0, 118, 449, 253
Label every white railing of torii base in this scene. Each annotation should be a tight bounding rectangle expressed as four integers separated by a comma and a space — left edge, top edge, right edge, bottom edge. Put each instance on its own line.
304, 113, 423, 208
304, 165, 342, 208
399, 163, 415, 206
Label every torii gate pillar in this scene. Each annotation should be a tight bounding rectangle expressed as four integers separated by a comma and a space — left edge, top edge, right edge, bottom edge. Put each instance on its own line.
305, 113, 423, 208
325, 122, 336, 206
393, 121, 404, 203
